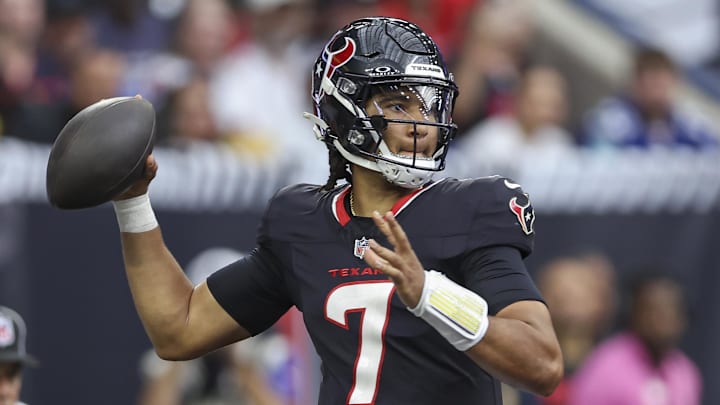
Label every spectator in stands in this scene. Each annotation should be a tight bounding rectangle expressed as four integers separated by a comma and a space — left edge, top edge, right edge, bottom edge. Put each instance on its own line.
0, 0, 44, 136
454, 66, 574, 171
90, 0, 172, 53
10, 48, 126, 143
31, 1, 95, 105
156, 77, 219, 147
0, 306, 37, 405
0, 0, 45, 48
452, 0, 535, 132
122, 0, 236, 106
4, 0, 96, 140
0, 37, 36, 136
570, 271, 702, 405
529, 253, 617, 405
138, 327, 290, 405
582, 48, 718, 149
209, 0, 327, 180
136, 247, 289, 405
69, 49, 126, 108
157, 76, 276, 156
172, 0, 235, 77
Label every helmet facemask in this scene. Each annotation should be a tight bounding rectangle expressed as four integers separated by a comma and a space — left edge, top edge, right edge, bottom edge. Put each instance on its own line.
344, 81, 457, 187
314, 76, 458, 188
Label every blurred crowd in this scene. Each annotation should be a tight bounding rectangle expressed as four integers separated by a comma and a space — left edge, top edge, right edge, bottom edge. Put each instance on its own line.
505, 254, 702, 405
0, 0, 718, 178
135, 247, 297, 405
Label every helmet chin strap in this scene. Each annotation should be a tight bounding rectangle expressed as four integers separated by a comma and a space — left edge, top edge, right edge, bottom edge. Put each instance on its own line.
333, 139, 381, 172
333, 139, 435, 189
304, 111, 436, 189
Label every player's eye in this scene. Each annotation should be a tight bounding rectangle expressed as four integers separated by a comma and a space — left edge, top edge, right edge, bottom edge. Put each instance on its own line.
378, 99, 408, 112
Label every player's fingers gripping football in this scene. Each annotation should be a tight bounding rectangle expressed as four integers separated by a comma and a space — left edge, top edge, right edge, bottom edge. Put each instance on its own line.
114, 154, 158, 201
365, 211, 425, 307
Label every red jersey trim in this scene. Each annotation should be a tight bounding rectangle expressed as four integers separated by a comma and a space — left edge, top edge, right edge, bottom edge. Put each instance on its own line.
332, 180, 444, 227
390, 180, 442, 216
332, 185, 352, 226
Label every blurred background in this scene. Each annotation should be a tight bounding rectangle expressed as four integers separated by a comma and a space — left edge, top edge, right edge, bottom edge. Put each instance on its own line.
1, 0, 719, 404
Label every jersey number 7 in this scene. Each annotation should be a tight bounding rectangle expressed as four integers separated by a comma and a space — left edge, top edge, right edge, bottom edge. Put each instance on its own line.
325, 281, 396, 405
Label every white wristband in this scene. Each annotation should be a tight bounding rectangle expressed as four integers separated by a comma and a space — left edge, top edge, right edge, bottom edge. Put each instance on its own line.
112, 193, 158, 233
408, 270, 490, 351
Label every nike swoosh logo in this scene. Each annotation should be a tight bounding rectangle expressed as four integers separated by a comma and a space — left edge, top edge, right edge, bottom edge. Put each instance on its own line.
504, 179, 522, 190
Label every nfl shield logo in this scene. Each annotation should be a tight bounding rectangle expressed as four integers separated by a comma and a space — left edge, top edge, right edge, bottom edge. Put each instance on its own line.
354, 237, 370, 259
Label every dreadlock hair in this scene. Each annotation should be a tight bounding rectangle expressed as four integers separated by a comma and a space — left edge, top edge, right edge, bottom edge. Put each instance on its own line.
322, 143, 352, 191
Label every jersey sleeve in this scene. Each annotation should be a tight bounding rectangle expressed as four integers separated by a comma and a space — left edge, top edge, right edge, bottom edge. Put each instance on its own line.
468, 177, 535, 258
459, 245, 544, 315
207, 245, 293, 336
454, 177, 542, 314
207, 185, 312, 334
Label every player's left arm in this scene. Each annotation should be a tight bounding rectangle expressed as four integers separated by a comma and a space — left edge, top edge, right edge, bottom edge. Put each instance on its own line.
364, 211, 563, 397
465, 300, 562, 396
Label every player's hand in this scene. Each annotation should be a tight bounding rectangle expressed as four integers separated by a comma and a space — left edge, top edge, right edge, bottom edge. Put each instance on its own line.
113, 154, 158, 201
363, 211, 425, 308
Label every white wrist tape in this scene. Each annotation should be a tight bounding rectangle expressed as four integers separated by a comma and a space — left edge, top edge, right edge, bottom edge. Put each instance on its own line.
112, 193, 158, 233
408, 270, 490, 351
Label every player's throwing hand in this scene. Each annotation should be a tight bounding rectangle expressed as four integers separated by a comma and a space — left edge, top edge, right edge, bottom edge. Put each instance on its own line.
363, 211, 426, 308
114, 155, 158, 201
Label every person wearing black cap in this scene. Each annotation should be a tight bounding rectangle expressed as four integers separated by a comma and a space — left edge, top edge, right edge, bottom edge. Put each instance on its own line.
0, 306, 36, 405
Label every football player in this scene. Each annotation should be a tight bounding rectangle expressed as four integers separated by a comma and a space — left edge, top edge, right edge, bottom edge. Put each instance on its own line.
112, 17, 562, 404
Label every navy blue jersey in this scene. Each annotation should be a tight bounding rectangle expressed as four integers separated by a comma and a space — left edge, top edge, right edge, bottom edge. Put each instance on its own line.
208, 176, 543, 405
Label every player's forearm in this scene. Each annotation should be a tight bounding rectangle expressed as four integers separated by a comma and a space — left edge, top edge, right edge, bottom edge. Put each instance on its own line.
120, 228, 196, 354
403, 270, 562, 395
466, 312, 563, 396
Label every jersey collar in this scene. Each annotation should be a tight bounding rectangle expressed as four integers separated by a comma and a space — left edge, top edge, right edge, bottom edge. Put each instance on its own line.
331, 181, 442, 226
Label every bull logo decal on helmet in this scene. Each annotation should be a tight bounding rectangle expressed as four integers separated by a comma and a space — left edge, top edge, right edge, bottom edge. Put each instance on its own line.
324, 37, 356, 79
